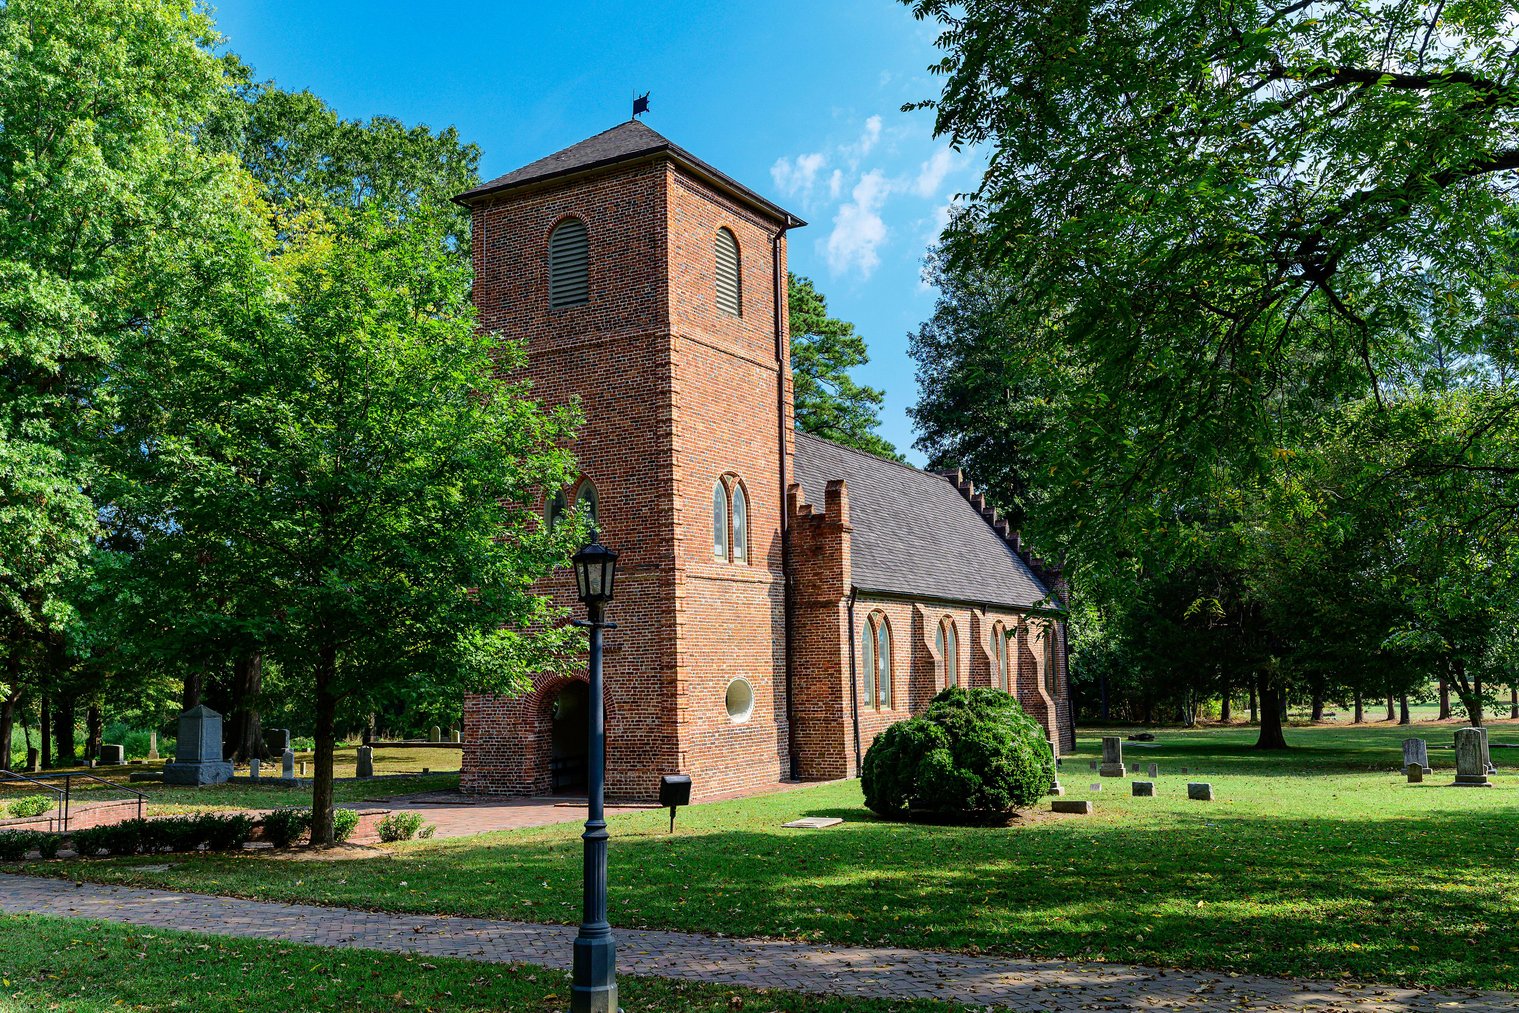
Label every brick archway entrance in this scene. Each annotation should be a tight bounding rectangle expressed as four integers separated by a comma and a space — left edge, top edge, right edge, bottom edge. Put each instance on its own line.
547, 680, 589, 794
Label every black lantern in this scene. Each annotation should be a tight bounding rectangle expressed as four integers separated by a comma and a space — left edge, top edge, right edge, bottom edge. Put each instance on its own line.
572, 532, 618, 605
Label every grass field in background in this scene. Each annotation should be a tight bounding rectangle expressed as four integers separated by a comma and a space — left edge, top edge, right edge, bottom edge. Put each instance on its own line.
18, 720, 1519, 990
0, 913, 969, 1013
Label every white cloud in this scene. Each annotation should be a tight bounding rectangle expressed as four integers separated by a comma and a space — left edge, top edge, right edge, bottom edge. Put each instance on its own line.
771, 152, 828, 199
857, 115, 883, 157
827, 170, 891, 278
828, 169, 843, 200
913, 148, 957, 198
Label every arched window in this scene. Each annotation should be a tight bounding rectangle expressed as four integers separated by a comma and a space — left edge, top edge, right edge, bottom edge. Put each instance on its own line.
991, 621, 1007, 692
936, 617, 959, 690
730, 483, 748, 564
1043, 625, 1059, 695
712, 480, 729, 560
545, 488, 568, 531
861, 612, 892, 709
715, 227, 741, 316
548, 218, 589, 309
861, 618, 876, 708
574, 479, 599, 528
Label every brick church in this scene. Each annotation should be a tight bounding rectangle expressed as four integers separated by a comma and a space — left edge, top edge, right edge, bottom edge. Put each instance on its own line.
454, 120, 1074, 802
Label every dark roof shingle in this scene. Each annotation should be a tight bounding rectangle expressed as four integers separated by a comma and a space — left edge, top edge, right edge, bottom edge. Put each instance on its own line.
455, 120, 803, 227
792, 432, 1054, 611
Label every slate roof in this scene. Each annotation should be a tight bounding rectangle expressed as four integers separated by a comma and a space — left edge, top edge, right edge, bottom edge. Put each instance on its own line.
455, 120, 804, 227
792, 431, 1056, 611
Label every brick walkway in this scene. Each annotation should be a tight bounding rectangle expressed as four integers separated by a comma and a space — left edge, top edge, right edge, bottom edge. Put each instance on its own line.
3, 876, 1513, 1011
347, 792, 656, 842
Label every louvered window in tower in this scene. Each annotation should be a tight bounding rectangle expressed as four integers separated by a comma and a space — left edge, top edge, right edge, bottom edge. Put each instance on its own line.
715, 227, 741, 316
548, 218, 589, 309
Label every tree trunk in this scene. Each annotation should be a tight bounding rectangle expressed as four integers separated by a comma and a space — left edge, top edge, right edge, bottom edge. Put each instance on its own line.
1452, 659, 1483, 726
1398, 694, 1410, 725
0, 692, 17, 770
1253, 671, 1289, 749
181, 666, 204, 712
51, 695, 76, 767
84, 703, 103, 762
1220, 689, 1231, 722
1248, 683, 1257, 724
1353, 691, 1364, 724
310, 643, 338, 846
39, 693, 51, 769
1511, 683, 1517, 720
226, 653, 265, 763
1385, 693, 1395, 722
1310, 691, 1325, 723
1438, 675, 1451, 720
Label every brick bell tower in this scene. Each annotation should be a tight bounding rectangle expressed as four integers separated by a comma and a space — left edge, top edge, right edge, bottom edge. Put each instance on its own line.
455, 120, 806, 801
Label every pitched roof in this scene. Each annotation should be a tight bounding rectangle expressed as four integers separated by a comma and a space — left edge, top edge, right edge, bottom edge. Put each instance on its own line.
455, 120, 804, 227
792, 431, 1055, 611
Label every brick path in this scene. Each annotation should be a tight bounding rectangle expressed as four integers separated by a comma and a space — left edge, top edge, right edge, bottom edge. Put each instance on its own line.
347, 792, 656, 842
3, 876, 1513, 1011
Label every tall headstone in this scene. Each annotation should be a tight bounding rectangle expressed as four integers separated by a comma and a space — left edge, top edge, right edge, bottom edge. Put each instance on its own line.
99, 744, 124, 765
1452, 727, 1492, 787
1147, 762, 1159, 778
356, 745, 375, 778
263, 727, 290, 756
1401, 737, 1431, 775
1099, 736, 1125, 777
147, 731, 159, 760
1478, 725, 1495, 774
429, 726, 441, 743
450, 728, 461, 744
25, 747, 39, 773
282, 748, 295, 780
162, 705, 234, 785
248, 757, 261, 780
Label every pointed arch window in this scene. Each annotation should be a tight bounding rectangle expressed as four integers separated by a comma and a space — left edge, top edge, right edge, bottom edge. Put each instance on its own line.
712, 480, 729, 560
548, 218, 589, 309
574, 479, 599, 528
935, 617, 959, 690
715, 227, 741, 316
545, 488, 569, 532
861, 611, 892, 709
1043, 625, 1059, 695
992, 621, 1009, 692
712, 474, 750, 565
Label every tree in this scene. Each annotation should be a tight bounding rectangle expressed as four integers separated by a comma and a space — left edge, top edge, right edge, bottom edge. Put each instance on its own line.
0, 0, 233, 748
789, 274, 901, 460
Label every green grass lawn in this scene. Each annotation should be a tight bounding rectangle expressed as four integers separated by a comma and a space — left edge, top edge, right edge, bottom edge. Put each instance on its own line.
0, 914, 968, 1013
13, 721, 1519, 991
2, 746, 462, 816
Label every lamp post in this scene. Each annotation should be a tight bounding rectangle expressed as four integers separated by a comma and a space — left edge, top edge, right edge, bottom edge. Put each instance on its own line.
570, 531, 619, 1013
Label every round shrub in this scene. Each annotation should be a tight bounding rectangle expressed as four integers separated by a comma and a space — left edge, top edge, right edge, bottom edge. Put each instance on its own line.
377, 811, 430, 843
332, 807, 359, 843
861, 687, 1055, 822
261, 808, 312, 848
7, 795, 55, 819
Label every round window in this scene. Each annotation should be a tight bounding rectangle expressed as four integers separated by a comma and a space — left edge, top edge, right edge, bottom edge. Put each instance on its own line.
725, 678, 755, 723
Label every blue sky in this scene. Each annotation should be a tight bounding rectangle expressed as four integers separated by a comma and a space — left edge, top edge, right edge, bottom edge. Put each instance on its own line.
211, 0, 980, 463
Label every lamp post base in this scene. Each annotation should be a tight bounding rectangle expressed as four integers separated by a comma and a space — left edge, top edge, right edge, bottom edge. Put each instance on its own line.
570, 932, 619, 1013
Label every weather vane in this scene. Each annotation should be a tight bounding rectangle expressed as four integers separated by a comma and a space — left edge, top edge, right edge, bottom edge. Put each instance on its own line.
633, 91, 650, 119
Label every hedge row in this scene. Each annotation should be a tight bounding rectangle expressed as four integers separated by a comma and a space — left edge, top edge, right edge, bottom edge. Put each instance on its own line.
0, 807, 364, 860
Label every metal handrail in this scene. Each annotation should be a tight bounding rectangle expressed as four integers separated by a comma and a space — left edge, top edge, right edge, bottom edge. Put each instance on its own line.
0, 770, 67, 833
0, 769, 147, 831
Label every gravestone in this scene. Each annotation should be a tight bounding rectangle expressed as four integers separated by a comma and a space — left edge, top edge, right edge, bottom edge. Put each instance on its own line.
1187, 782, 1214, 801
1180, 766, 1190, 774
298, 761, 307, 777
1401, 737, 1432, 775
429, 726, 441, 743
1049, 781, 1065, 796
162, 705, 234, 785
263, 727, 290, 756
1088, 759, 1098, 772
249, 757, 260, 780
1147, 762, 1159, 778
25, 747, 39, 772
1478, 725, 1495, 774
1452, 727, 1492, 787
282, 748, 295, 780
147, 731, 159, 760
1406, 763, 1424, 784
1132, 781, 1155, 797
450, 728, 461, 744
1089, 782, 1102, 791
356, 745, 375, 779
782, 817, 843, 829
99, 744, 124, 765
1052, 799, 1093, 814
1099, 736, 1125, 777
